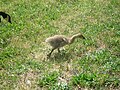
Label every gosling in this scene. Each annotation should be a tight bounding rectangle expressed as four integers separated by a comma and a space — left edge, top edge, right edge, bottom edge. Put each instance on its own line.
0, 11, 12, 24
45, 33, 85, 57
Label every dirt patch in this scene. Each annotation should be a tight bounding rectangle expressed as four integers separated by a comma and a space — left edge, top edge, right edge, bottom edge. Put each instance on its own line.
16, 70, 39, 90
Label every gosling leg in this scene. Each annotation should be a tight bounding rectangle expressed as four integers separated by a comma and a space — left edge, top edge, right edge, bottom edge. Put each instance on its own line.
47, 48, 55, 57
58, 48, 60, 53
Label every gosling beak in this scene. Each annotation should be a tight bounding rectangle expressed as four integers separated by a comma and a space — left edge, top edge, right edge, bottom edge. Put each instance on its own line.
81, 35, 85, 39
83, 36, 85, 39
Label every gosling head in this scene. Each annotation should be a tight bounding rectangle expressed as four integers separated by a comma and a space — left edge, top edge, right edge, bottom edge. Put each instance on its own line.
69, 33, 85, 44
73, 33, 85, 39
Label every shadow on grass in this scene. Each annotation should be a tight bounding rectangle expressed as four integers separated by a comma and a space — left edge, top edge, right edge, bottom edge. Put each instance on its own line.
47, 50, 73, 63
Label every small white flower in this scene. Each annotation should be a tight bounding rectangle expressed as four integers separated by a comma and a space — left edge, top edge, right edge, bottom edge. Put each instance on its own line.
26, 80, 31, 86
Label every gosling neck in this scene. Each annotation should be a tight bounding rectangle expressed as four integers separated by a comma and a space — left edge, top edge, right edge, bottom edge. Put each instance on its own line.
69, 35, 78, 44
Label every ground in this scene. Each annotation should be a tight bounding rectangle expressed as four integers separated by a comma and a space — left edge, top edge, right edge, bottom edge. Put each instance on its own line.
0, 0, 120, 90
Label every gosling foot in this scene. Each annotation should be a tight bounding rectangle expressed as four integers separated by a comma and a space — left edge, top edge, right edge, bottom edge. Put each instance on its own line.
47, 53, 51, 58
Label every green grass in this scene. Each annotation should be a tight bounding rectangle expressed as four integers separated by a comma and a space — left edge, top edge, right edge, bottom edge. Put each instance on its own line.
0, 0, 120, 90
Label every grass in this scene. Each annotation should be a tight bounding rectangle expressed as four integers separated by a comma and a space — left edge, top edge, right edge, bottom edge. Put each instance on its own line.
0, 0, 120, 90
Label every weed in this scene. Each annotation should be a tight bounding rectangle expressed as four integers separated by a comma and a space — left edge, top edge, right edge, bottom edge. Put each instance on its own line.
38, 71, 59, 87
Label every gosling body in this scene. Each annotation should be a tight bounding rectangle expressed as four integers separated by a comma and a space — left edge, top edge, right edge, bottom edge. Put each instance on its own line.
46, 35, 69, 49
